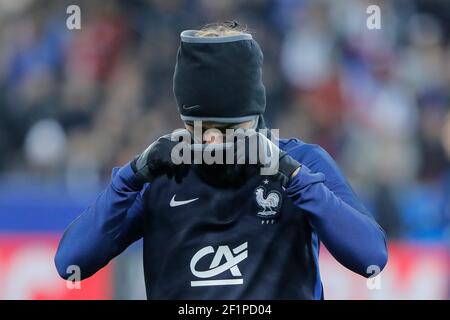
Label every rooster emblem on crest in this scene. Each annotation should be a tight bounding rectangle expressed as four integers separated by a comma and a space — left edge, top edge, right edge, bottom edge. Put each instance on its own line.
255, 187, 281, 220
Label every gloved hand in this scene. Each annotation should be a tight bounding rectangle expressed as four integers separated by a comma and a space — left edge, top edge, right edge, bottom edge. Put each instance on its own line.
234, 129, 302, 187
130, 130, 191, 185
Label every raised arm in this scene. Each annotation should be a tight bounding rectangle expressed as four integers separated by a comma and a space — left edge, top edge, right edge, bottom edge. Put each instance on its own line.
55, 131, 190, 280
54, 163, 147, 280
285, 144, 388, 277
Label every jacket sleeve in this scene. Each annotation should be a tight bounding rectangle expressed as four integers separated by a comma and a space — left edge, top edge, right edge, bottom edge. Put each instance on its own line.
54, 162, 147, 280
285, 144, 388, 277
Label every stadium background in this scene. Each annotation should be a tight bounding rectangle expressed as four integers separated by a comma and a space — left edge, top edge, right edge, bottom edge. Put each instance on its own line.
0, 0, 449, 299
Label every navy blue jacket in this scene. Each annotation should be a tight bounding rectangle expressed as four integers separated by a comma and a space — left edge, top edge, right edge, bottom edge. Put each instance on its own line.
55, 138, 388, 299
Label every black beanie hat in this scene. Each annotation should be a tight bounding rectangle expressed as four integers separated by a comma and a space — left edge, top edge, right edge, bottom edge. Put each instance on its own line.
173, 30, 266, 124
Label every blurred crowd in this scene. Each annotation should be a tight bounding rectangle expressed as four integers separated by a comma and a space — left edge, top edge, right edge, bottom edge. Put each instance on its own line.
0, 0, 449, 242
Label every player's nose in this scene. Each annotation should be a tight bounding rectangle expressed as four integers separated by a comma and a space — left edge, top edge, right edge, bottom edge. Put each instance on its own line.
203, 130, 224, 144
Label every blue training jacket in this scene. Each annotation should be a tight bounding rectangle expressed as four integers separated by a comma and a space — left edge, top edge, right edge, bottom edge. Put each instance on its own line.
55, 138, 388, 299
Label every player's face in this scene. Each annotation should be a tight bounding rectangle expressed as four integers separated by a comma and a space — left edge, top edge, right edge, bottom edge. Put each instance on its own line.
184, 120, 254, 144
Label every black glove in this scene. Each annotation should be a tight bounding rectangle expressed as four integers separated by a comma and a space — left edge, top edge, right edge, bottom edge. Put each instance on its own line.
130, 130, 191, 184
234, 129, 302, 187
276, 150, 302, 187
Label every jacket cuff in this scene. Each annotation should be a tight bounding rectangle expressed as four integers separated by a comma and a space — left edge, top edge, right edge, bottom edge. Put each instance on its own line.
111, 162, 145, 192
286, 164, 326, 195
